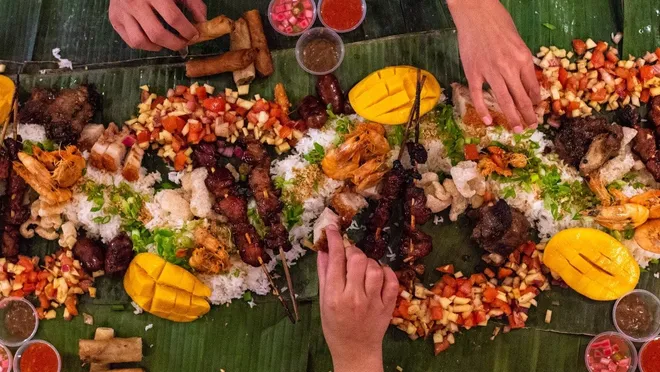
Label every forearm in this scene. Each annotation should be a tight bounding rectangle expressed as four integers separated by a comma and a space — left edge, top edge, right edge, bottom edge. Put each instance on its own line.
332, 350, 384, 372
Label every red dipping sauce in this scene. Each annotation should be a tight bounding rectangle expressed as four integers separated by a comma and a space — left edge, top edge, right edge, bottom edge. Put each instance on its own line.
19, 342, 59, 372
319, 0, 365, 32
640, 338, 660, 372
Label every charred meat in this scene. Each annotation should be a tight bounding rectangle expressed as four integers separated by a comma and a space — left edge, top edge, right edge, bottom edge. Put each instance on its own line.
649, 96, 660, 127
404, 184, 432, 226
554, 116, 622, 171
632, 125, 660, 181
579, 126, 623, 176
73, 237, 105, 272
192, 142, 216, 169
1, 225, 19, 260
618, 105, 640, 127
104, 233, 134, 275
205, 167, 236, 198
331, 190, 368, 229
18, 88, 55, 124
471, 200, 530, 258
401, 223, 433, 262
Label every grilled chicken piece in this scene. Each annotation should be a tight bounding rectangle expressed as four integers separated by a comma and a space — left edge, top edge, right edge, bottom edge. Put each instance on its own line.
121, 144, 144, 182
579, 125, 623, 176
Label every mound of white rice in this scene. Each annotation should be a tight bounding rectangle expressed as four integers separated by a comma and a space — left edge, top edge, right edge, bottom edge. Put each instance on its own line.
198, 257, 275, 305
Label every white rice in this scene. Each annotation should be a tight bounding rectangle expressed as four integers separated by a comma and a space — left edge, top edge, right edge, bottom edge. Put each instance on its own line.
18, 124, 47, 143
624, 239, 660, 268
197, 258, 275, 305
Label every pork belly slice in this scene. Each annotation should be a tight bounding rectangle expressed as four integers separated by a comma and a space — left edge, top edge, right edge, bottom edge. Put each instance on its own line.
121, 144, 144, 182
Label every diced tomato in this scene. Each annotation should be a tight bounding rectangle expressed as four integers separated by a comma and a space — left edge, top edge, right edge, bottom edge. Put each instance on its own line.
558, 67, 568, 86
463, 315, 475, 329
174, 85, 189, 96
170, 136, 182, 152
606, 50, 619, 63
484, 268, 495, 278
590, 88, 607, 102
252, 100, 270, 113
435, 264, 455, 274
508, 312, 526, 329
38, 271, 51, 281
497, 268, 513, 279
18, 256, 34, 271
604, 60, 616, 71
36, 280, 47, 292
183, 92, 195, 102
203, 97, 227, 113
430, 306, 443, 321
640, 65, 655, 81
463, 144, 479, 161
224, 111, 238, 124
492, 299, 512, 315
470, 273, 487, 285
38, 293, 50, 309
10, 290, 25, 297
457, 279, 472, 296
441, 275, 456, 288
641, 89, 650, 103
195, 87, 208, 100
151, 128, 161, 141
22, 283, 36, 293
174, 152, 187, 171
595, 41, 608, 52
434, 339, 450, 355
45, 284, 57, 300
162, 115, 185, 133
572, 39, 587, 55
520, 287, 538, 296
27, 271, 38, 283
615, 80, 628, 98
65, 296, 78, 317
441, 285, 456, 298
247, 111, 259, 124
430, 281, 445, 296
264, 117, 278, 131
474, 310, 488, 325
568, 101, 580, 111
202, 133, 217, 142
150, 96, 166, 110
483, 287, 498, 303
521, 241, 536, 256
269, 106, 283, 120
551, 100, 563, 114
234, 106, 248, 117
14, 273, 26, 285
398, 299, 411, 318
278, 125, 292, 139
137, 131, 151, 144
591, 50, 605, 69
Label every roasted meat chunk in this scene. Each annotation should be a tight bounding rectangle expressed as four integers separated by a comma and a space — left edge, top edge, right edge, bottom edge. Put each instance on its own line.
104, 233, 133, 275
19, 88, 54, 124
471, 200, 530, 257
73, 237, 105, 272
554, 116, 621, 170
649, 96, 660, 127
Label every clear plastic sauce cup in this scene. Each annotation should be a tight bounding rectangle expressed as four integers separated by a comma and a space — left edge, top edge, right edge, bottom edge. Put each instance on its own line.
613, 289, 660, 343
585, 332, 638, 372
13, 340, 61, 372
295, 27, 345, 75
0, 298, 38, 347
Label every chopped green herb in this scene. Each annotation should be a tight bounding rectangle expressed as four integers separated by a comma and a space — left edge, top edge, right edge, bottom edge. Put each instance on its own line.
243, 291, 253, 302
248, 206, 268, 238
156, 180, 177, 191
335, 116, 352, 135
22, 140, 56, 155
273, 175, 294, 190
623, 226, 635, 240
92, 215, 111, 224
303, 143, 326, 164
387, 126, 404, 147
152, 226, 197, 268
111, 305, 125, 311
282, 202, 304, 229
543, 23, 556, 30
502, 186, 517, 199
435, 104, 465, 165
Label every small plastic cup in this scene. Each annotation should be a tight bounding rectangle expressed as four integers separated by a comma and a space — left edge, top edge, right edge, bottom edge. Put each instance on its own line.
317, 0, 366, 33
13, 340, 61, 372
0, 298, 38, 347
268, 0, 317, 37
639, 337, 660, 372
295, 27, 345, 75
613, 289, 660, 342
0, 343, 13, 372
585, 332, 638, 372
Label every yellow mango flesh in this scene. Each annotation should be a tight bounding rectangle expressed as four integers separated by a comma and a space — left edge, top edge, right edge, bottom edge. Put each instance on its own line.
124, 253, 211, 322
543, 228, 640, 301
0, 75, 15, 125
349, 66, 442, 125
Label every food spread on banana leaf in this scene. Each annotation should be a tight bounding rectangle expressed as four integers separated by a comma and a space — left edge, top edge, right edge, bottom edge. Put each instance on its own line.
0, 36, 659, 360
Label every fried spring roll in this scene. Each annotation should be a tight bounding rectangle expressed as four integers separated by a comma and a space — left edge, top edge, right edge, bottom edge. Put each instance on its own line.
191, 15, 234, 44
185, 49, 257, 78
243, 10, 274, 77
231, 17, 256, 86
78, 337, 143, 364
274, 83, 291, 116
89, 328, 115, 372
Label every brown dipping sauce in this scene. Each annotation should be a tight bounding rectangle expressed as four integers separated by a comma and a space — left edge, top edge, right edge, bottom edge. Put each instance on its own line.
302, 38, 340, 73
4, 300, 36, 341
616, 293, 652, 339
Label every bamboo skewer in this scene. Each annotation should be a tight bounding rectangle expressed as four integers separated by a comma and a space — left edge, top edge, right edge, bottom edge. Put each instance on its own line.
278, 249, 299, 322
258, 256, 296, 323
397, 69, 426, 161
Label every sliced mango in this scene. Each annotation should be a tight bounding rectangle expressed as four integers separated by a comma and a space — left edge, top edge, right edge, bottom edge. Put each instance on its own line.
124, 253, 211, 322
543, 228, 640, 301
349, 66, 442, 125
0, 75, 15, 125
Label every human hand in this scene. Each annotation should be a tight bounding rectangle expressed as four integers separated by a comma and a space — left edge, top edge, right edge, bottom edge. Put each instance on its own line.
317, 226, 399, 372
448, 0, 541, 133
109, 0, 207, 51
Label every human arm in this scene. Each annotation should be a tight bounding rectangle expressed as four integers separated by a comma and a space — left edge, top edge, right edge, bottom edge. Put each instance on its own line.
317, 226, 399, 372
109, 0, 207, 51
447, 0, 541, 132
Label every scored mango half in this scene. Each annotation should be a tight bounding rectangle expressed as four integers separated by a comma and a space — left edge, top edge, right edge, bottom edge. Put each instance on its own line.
0, 75, 15, 125
543, 228, 639, 301
349, 66, 441, 125
124, 252, 212, 322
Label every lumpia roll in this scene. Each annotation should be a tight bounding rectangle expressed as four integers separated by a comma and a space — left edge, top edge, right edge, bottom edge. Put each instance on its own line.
231, 17, 256, 86
243, 10, 274, 77
191, 15, 234, 44
185, 49, 257, 78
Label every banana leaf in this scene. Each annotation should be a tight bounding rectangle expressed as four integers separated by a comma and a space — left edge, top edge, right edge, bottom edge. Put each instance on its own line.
0, 0, 40, 61
622, 0, 660, 56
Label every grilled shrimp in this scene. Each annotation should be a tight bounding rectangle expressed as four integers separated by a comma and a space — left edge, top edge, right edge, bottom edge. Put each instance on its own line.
634, 219, 660, 254
629, 190, 660, 219
594, 203, 650, 230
